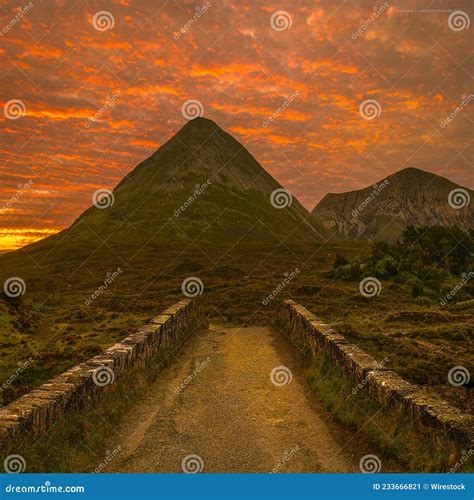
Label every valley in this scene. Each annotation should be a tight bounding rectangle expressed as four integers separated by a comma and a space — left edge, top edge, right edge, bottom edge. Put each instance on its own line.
1, 241, 472, 417
0, 117, 472, 473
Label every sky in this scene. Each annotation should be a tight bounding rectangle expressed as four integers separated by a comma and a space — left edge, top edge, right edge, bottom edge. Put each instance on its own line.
0, 0, 472, 251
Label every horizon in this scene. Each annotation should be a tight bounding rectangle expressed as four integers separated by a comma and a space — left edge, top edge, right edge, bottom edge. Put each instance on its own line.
1, 0, 473, 251
2, 115, 471, 254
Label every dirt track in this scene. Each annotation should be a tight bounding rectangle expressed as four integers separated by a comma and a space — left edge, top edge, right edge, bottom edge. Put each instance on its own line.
104, 324, 359, 472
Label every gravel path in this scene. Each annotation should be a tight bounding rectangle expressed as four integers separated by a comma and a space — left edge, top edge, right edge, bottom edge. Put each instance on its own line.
104, 324, 358, 473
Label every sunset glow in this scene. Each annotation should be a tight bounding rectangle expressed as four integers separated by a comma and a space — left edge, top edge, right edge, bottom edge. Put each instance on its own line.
0, 0, 472, 251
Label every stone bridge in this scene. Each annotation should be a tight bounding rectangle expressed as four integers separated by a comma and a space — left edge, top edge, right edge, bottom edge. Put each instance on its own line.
0, 299, 472, 472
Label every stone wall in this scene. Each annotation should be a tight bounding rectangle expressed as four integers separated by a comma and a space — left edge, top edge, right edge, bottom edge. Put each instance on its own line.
279, 299, 474, 447
0, 299, 207, 450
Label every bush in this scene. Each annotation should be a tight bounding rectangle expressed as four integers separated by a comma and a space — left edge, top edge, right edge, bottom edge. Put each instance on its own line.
407, 277, 423, 298
333, 252, 349, 268
418, 267, 447, 292
328, 226, 473, 302
375, 256, 398, 278
328, 261, 363, 281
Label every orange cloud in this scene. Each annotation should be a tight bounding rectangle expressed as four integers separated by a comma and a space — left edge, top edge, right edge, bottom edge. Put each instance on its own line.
0, 0, 471, 251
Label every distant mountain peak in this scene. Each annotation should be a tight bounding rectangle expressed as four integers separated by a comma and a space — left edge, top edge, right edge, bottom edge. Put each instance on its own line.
21, 117, 325, 256
396, 166, 425, 174
183, 116, 219, 127
177, 116, 221, 135
389, 167, 439, 180
118, 115, 280, 194
311, 168, 473, 242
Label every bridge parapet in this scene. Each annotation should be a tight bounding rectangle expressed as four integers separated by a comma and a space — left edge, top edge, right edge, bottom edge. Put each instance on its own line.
279, 299, 474, 447
0, 299, 208, 450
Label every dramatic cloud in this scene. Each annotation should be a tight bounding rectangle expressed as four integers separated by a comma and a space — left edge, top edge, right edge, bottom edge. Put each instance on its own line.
0, 0, 472, 250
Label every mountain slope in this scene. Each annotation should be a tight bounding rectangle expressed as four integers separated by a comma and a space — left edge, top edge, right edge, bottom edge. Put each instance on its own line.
311, 167, 473, 241
3, 118, 324, 267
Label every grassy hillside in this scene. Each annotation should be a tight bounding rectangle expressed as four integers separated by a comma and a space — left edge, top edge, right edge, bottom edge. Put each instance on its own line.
1, 239, 472, 417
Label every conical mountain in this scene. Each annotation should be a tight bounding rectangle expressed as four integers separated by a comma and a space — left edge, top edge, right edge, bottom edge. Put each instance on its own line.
5, 117, 324, 266
311, 167, 473, 241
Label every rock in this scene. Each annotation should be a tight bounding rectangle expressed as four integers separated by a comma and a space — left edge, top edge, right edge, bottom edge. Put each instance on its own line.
279, 299, 474, 448
0, 299, 208, 451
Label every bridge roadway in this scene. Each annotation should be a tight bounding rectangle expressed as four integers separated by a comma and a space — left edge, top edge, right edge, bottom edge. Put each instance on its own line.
104, 324, 359, 472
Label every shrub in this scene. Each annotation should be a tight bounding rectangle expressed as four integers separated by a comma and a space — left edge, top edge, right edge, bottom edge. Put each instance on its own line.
328, 226, 473, 302
375, 256, 398, 278
333, 252, 349, 268
328, 261, 364, 281
407, 277, 423, 298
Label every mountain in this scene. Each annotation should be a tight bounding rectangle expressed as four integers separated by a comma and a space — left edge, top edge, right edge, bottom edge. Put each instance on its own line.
311, 167, 473, 241
3, 117, 324, 267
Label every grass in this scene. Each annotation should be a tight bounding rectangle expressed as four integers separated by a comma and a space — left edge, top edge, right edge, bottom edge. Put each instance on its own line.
0, 241, 472, 442
306, 354, 469, 472
0, 243, 474, 403
4, 326, 193, 473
